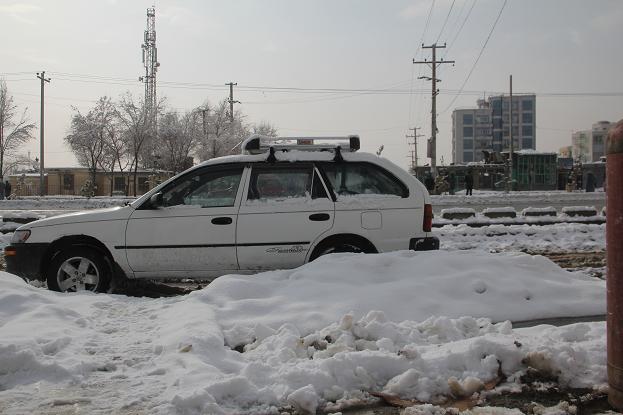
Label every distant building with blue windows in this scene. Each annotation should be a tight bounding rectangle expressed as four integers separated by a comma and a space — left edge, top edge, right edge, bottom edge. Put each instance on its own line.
452, 94, 536, 164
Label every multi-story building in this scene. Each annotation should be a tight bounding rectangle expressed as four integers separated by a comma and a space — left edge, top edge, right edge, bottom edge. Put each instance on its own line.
572, 121, 611, 162
452, 94, 536, 164
452, 100, 492, 163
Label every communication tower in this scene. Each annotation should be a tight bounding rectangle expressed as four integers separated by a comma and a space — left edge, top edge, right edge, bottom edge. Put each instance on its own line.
140, 7, 160, 110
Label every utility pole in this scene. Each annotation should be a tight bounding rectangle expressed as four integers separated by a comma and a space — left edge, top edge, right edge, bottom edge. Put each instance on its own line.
200, 107, 217, 158
36, 71, 50, 196
225, 82, 240, 122
413, 43, 454, 177
508, 74, 514, 192
406, 127, 424, 170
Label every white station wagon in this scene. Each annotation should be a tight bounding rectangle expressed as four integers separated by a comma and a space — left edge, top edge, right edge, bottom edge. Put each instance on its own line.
5, 135, 439, 292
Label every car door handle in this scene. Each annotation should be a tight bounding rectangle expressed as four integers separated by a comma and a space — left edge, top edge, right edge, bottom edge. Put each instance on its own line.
309, 213, 331, 221
211, 217, 233, 225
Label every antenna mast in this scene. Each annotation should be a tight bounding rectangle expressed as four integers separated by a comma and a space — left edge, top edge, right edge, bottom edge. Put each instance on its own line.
140, 6, 159, 111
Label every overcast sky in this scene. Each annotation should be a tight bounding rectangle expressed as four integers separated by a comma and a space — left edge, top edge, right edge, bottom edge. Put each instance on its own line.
1, 0, 621, 170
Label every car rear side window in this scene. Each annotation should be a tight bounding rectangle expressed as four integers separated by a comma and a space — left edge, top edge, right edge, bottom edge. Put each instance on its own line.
319, 162, 408, 197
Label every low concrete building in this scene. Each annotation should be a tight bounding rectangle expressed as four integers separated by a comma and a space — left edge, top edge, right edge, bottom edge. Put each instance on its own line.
8, 168, 172, 197
510, 150, 558, 191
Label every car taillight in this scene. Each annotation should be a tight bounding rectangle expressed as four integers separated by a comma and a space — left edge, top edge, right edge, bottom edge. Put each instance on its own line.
423, 204, 433, 232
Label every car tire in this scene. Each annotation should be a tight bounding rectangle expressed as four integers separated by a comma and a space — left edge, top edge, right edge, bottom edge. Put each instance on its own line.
317, 243, 365, 257
311, 239, 373, 262
46, 247, 111, 293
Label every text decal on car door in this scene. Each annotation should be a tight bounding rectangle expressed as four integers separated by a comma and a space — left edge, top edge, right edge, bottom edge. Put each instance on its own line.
266, 245, 306, 254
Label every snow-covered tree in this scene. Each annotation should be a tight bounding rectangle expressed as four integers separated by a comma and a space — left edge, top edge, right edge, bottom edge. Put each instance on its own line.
65, 96, 117, 190
98, 114, 129, 196
116, 93, 162, 196
251, 121, 278, 137
195, 99, 250, 161
157, 110, 202, 175
0, 80, 35, 179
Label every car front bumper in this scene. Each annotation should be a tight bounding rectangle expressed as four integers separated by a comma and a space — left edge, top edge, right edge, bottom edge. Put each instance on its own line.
4, 243, 49, 281
409, 236, 440, 251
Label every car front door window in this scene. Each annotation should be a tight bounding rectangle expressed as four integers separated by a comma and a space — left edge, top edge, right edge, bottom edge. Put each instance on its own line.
162, 168, 242, 208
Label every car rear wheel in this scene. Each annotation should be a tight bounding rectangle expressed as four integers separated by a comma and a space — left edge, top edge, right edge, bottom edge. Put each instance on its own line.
309, 235, 377, 262
47, 247, 111, 293
317, 243, 365, 256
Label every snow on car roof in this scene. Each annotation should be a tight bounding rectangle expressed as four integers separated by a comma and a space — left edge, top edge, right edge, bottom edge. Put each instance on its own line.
195, 149, 383, 167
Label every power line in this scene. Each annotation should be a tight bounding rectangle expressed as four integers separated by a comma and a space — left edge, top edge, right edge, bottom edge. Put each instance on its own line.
435, 0, 456, 43
440, 0, 508, 114
2, 72, 620, 108
408, 0, 437, 130
445, 0, 477, 55
0, 71, 33, 76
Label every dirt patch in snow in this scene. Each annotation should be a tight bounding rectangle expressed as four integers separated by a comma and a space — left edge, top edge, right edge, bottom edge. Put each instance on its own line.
334, 387, 612, 415
531, 251, 606, 270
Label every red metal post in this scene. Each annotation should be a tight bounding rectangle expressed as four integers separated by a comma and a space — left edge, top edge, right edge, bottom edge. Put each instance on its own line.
607, 118, 623, 410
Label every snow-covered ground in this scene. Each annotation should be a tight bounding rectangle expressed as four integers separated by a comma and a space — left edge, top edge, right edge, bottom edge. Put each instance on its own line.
0, 193, 611, 414
436, 223, 605, 253
0, 196, 134, 210
430, 189, 605, 206
0, 251, 607, 414
0, 190, 605, 212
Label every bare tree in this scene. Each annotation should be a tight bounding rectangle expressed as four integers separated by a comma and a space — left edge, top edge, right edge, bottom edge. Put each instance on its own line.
116, 93, 161, 196
0, 80, 35, 179
65, 97, 117, 193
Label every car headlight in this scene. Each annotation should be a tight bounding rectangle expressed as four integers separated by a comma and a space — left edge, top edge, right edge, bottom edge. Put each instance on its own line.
11, 230, 31, 244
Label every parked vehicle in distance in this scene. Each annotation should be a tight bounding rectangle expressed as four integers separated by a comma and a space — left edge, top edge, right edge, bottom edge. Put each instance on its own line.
5, 135, 439, 292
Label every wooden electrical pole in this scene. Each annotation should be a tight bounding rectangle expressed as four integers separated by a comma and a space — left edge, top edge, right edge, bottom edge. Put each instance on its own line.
413, 44, 454, 177
406, 127, 424, 170
36, 71, 50, 196
225, 82, 240, 122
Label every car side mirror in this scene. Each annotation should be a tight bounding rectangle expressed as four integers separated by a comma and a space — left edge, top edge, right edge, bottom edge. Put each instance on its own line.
149, 192, 163, 208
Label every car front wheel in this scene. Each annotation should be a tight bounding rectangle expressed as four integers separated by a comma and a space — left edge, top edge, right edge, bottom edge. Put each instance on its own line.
47, 247, 111, 293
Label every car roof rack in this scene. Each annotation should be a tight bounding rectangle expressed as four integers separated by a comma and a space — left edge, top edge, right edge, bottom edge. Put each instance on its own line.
241, 135, 360, 157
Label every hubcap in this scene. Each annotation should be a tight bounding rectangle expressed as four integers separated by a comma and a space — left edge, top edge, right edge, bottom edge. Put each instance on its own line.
56, 257, 100, 292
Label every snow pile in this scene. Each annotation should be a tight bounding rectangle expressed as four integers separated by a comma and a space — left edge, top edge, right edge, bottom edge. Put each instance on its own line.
561, 206, 598, 217
0, 211, 46, 220
440, 207, 477, 214
482, 207, 517, 214
0, 251, 608, 414
521, 207, 557, 216
199, 251, 604, 347
0, 196, 133, 210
